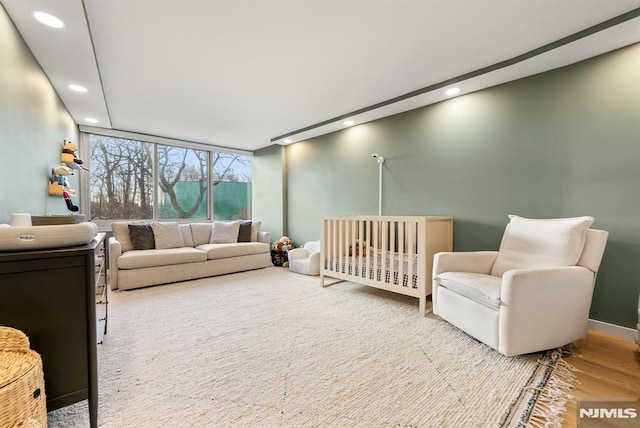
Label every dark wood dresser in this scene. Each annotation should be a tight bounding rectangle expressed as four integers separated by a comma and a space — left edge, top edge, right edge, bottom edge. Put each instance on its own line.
0, 232, 106, 428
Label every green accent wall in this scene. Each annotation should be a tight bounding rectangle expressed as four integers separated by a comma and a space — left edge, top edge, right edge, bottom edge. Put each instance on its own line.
253, 144, 285, 240
0, 6, 79, 223
277, 44, 640, 329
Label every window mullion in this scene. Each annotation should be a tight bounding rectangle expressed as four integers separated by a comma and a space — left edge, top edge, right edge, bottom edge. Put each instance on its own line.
79, 132, 90, 216
153, 143, 159, 220
208, 151, 213, 220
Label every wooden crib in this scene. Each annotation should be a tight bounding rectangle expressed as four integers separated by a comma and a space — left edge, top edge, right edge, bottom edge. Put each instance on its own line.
321, 215, 453, 316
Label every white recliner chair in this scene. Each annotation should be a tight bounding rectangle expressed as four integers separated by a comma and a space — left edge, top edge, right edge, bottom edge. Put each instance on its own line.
288, 240, 321, 276
432, 215, 608, 357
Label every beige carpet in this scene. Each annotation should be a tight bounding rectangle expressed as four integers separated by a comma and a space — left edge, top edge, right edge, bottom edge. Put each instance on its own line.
48, 267, 574, 427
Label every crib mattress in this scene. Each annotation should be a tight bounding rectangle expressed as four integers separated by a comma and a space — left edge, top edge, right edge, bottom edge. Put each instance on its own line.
326, 255, 419, 288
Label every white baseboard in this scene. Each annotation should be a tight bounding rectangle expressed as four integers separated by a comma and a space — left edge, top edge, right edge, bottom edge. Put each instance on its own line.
588, 318, 637, 341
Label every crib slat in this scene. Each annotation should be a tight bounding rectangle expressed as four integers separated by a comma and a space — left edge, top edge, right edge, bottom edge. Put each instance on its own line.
398, 221, 405, 286
381, 220, 388, 284
340, 220, 345, 273
390, 221, 396, 285
407, 220, 415, 287
365, 220, 371, 280
332, 219, 337, 273
325, 219, 330, 272
358, 219, 364, 278
372, 219, 379, 281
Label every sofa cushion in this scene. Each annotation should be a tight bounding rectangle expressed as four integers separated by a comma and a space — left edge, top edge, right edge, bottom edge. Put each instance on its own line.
152, 222, 186, 249
210, 221, 240, 244
238, 221, 252, 242
180, 224, 194, 247
191, 223, 213, 246
490, 215, 594, 277
112, 221, 147, 252
196, 242, 270, 260
435, 272, 502, 309
250, 221, 261, 242
128, 224, 155, 250
117, 247, 207, 270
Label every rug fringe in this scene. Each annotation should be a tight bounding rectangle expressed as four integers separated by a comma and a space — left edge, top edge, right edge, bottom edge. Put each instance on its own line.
524, 349, 579, 428
499, 346, 580, 428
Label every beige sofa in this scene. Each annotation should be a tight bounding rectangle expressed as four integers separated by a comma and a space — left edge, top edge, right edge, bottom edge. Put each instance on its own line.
108, 221, 271, 291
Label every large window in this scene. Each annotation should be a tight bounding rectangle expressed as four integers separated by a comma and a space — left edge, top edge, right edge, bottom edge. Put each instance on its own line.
86, 133, 251, 221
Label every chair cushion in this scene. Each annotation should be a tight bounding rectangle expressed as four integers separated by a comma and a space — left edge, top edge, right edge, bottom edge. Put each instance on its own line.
435, 272, 502, 309
490, 215, 594, 277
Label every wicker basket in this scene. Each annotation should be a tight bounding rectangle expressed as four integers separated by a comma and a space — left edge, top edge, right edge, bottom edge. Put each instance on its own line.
0, 327, 47, 428
271, 250, 288, 267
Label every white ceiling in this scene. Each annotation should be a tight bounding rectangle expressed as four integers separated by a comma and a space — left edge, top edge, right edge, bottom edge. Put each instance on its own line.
3, 0, 640, 151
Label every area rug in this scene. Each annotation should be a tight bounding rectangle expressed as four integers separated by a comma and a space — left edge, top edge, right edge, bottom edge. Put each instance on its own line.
47, 267, 575, 427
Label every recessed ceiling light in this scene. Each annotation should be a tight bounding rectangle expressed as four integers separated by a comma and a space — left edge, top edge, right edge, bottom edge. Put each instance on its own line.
68, 84, 88, 93
85, 118, 99, 124
33, 11, 64, 28
343, 120, 355, 126
445, 87, 461, 96
283, 139, 293, 144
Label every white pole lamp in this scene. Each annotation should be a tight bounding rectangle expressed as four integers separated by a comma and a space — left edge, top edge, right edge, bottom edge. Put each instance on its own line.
371, 154, 385, 216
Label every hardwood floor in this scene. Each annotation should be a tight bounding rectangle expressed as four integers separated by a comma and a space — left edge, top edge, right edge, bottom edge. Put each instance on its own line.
561, 330, 640, 427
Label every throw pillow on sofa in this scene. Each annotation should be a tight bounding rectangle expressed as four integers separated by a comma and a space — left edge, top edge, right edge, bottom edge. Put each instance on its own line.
112, 221, 147, 252
180, 224, 195, 247
238, 221, 252, 242
210, 221, 240, 244
191, 223, 213, 246
152, 222, 186, 249
250, 221, 261, 242
128, 224, 155, 250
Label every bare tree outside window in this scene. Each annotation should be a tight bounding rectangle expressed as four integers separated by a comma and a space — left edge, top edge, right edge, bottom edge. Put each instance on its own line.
212, 152, 251, 184
89, 134, 252, 221
90, 135, 153, 219
158, 145, 208, 219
